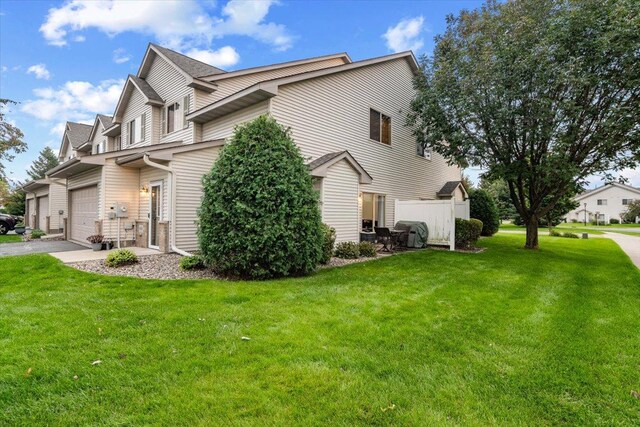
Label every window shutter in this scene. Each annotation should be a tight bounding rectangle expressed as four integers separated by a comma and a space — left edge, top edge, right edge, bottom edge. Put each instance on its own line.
161, 106, 166, 135
183, 94, 190, 129
140, 113, 146, 141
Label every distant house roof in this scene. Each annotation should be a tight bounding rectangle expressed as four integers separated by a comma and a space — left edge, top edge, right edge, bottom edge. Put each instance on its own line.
149, 43, 226, 78
307, 151, 372, 184
437, 181, 468, 199
66, 122, 93, 149
575, 182, 640, 200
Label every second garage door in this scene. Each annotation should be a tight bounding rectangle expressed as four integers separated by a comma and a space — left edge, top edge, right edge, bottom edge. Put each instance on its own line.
37, 196, 49, 231
70, 185, 98, 243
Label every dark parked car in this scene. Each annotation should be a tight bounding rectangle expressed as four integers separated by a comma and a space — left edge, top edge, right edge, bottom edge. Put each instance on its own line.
0, 213, 19, 235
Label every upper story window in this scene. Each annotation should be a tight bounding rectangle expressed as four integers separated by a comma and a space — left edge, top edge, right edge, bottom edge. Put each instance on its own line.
622, 198, 634, 205
597, 199, 607, 206
115, 135, 122, 151
369, 108, 391, 145
162, 95, 190, 135
417, 143, 432, 160
127, 113, 146, 146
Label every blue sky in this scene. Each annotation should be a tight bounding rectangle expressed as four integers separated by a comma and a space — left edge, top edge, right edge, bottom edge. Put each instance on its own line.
0, 0, 637, 188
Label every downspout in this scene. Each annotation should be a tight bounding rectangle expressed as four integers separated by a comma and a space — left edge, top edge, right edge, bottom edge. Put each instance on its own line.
142, 153, 191, 256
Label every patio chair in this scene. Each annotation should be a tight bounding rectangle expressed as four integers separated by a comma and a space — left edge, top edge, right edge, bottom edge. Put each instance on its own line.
375, 227, 396, 252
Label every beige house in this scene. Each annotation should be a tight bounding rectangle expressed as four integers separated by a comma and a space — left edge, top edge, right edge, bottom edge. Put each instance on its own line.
48, 44, 463, 251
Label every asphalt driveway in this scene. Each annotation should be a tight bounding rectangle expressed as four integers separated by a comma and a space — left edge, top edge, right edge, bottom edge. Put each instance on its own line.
0, 240, 86, 257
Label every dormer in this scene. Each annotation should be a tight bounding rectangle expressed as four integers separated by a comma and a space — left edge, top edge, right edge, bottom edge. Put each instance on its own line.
57, 122, 93, 162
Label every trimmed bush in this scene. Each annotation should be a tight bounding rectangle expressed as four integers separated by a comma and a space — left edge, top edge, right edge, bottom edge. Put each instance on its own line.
105, 249, 138, 267
320, 224, 336, 264
180, 255, 206, 270
334, 241, 360, 259
455, 218, 483, 249
30, 229, 46, 239
609, 218, 620, 224
549, 229, 562, 237
197, 116, 323, 280
358, 241, 377, 258
469, 189, 500, 236
562, 232, 579, 239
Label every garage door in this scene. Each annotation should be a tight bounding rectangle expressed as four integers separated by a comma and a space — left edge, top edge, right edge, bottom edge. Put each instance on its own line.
38, 196, 49, 231
70, 186, 98, 243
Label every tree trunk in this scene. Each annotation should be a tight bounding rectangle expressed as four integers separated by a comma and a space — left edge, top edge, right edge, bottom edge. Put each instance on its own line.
525, 216, 539, 249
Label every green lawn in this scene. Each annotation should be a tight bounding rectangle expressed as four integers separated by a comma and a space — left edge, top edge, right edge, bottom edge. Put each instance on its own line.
1, 235, 639, 425
499, 222, 606, 235
0, 234, 22, 244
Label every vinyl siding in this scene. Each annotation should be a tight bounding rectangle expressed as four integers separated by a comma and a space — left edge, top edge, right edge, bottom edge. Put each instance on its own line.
172, 147, 220, 251
146, 55, 194, 145
49, 180, 67, 230
194, 57, 347, 109
101, 160, 140, 240
201, 100, 269, 141
120, 89, 151, 149
90, 122, 107, 154
270, 58, 462, 228
322, 160, 360, 242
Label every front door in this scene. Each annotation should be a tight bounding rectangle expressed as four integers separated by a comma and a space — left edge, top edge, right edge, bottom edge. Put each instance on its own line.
149, 182, 162, 249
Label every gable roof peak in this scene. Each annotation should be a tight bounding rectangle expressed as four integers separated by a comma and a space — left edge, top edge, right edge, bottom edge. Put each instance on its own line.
146, 43, 226, 78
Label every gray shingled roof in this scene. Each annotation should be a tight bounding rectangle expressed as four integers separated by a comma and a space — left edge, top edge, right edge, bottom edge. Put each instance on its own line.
307, 151, 346, 171
66, 122, 93, 148
97, 114, 113, 129
129, 75, 163, 103
437, 181, 463, 196
151, 44, 226, 78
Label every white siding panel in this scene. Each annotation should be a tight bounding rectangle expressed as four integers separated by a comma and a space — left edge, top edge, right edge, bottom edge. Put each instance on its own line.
146, 55, 194, 145
38, 196, 49, 231
101, 160, 140, 240
323, 160, 360, 243
172, 147, 220, 251
201, 100, 269, 141
120, 89, 151, 149
270, 59, 462, 228
49, 181, 67, 231
196, 57, 347, 108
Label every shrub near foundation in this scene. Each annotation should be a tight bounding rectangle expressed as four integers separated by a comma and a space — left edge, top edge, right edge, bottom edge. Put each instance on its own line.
105, 249, 138, 268
197, 116, 323, 280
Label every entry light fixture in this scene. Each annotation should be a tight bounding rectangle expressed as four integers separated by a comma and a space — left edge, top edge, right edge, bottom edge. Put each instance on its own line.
141, 185, 149, 194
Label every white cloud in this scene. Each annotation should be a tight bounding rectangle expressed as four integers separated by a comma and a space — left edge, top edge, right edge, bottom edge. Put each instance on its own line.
40, 0, 292, 52
383, 16, 425, 53
27, 64, 51, 80
112, 48, 131, 64
21, 79, 125, 137
1, 65, 7, 72
185, 46, 240, 68
73, 34, 86, 42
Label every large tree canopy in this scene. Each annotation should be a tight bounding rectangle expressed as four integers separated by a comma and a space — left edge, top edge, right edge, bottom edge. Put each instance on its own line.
408, 0, 640, 248
0, 99, 27, 181
27, 146, 59, 181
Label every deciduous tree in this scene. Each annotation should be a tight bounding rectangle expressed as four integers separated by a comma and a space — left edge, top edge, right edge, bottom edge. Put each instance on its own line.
0, 99, 27, 180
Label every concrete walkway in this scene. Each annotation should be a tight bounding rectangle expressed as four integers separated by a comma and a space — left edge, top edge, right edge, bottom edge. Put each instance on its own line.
0, 240, 86, 257
603, 232, 640, 269
49, 246, 160, 263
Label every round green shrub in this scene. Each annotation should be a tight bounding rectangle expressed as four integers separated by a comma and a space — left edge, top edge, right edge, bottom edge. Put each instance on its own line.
358, 241, 377, 258
320, 224, 336, 264
562, 232, 579, 239
30, 229, 46, 239
179, 255, 206, 270
197, 115, 323, 280
549, 229, 562, 237
455, 218, 483, 249
469, 189, 500, 236
105, 249, 138, 267
334, 241, 360, 259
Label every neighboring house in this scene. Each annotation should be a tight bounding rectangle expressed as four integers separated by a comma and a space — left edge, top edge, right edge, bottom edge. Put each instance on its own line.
47, 43, 463, 251
22, 120, 97, 233
565, 182, 640, 224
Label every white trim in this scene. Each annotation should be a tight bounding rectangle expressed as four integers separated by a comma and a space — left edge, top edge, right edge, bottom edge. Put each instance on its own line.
148, 180, 163, 250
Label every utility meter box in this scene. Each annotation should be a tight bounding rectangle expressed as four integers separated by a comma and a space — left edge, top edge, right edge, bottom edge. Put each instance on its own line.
108, 202, 130, 219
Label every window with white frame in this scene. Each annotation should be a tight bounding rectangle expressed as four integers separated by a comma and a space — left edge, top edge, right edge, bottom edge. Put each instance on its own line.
597, 199, 607, 206
369, 108, 391, 144
162, 95, 190, 135
417, 143, 432, 160
622, 198, 634, 205
127, 113, 146, 146
361, 192, 386, 231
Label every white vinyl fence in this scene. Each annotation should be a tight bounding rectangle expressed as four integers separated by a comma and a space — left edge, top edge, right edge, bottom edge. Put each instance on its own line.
394, 199, 470, 251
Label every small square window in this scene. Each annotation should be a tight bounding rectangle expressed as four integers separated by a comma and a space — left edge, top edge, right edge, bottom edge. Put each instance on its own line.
369, 109, 390, 144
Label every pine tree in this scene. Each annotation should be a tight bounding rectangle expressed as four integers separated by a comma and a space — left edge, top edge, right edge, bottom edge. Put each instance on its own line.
27, 147, 59, 181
